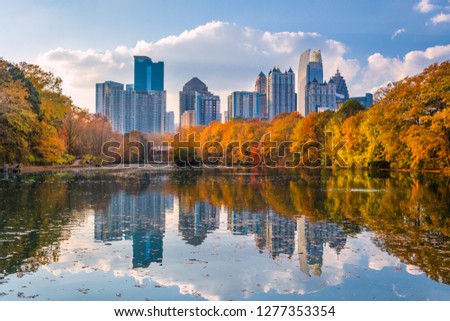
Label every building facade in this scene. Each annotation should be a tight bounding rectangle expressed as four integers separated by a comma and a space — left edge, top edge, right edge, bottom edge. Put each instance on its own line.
95, 56, 166, 134
298, 49, 326, 116
227, 91, 260, 120
305, 79, 337, 114
194, 92, 220, 126
267, 67, 295, 119
179, 77, 209, 121
254, 72, 268, 119
134, 56, 164, 92
165, 111, 175, 133
95, 81, 124, 117
351, 93, 373, 108
180, 110, 196, 128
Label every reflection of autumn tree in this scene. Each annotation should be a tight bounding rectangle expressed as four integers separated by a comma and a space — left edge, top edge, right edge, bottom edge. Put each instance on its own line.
163, 169, 449, 284
0, 172, 123, 275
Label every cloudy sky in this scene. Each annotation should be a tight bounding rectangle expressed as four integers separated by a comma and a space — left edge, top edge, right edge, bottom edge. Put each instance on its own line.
1, 0, 450, 121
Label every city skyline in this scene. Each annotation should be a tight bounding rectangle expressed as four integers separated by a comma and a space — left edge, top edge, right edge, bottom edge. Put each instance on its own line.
1, 1, 449, 122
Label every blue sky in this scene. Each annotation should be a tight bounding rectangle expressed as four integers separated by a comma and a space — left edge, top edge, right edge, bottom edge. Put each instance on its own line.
1, 0, 449, 120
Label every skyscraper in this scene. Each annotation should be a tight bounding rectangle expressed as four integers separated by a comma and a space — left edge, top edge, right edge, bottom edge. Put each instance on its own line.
267, 66, 295, 119
330, 68, 349, 107
305, 79, 336, 113
331, 68, 349, 100
134, 56, 164, 91
95, 81, 124, 117
179, 77, 209, 121
165, 111, 175, 133
255, 72, 268, 119
227, 91, 260, 120
194, 92, 220, 126
298, 49, 325, 116
96, 56, 166, 134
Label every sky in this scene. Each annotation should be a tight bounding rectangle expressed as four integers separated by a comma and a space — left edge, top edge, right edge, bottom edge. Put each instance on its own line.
1, 0, 450, 122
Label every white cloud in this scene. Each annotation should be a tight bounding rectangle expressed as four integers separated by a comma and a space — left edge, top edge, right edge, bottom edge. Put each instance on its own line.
391, 28, 406, 39
414, 0, 439, 13
354, 44, 450, 95
431, 12, 450, 23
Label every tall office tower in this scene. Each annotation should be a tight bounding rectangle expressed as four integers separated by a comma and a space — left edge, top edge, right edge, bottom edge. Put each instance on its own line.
267, 66, 295, 119
135, 90, 166, 133
95, 81, 124, 117
165, 111, 175, 133
297, 49, 324, 116
331, 68, 349, 108
227, 91, 260, 120
255, 72, 268, 119
297, 50, 310, 116
194, 92, 220, 126
134, 56, 164, 91
179, 77, 209, 121
308, 50, 323, 83
305, 79, 337, 113
96, 56, 166, 133
331, 68, 349, 100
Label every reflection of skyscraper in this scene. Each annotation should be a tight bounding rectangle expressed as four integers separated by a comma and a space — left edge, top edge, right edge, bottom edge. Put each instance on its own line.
265, 210, 296, 259
94, 189, 167, 268
297, 216, 347, 277
227, 209, 296, 259
178, 199, 220, 246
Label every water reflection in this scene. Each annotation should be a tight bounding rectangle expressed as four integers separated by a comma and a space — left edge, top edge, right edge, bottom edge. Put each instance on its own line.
94, 190, 171, 268
0, 169, 449, 300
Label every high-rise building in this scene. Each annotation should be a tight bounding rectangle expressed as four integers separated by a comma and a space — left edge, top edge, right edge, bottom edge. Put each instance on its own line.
331, 68, 349, 100
165, 111, 175, 133
179, 77, 209, 121
180, 110, 196, 128
305, 79, 337, 114
134, 56, 164, 91
330, 68, 349, 108
267, 66, 295, 119
298, 49, 325, 116
351, 93, 373, 108
297, 50, 310, 116
298, 49, 338, 116
255, 72, 268, 119
135, 90, 166, 133
194, 92, 220, 126
96, 56, 166, 134
227, 91, 260, 120
95, 81, 124, 117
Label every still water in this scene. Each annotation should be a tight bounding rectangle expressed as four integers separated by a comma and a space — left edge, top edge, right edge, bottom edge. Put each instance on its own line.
0, 168, 449, 300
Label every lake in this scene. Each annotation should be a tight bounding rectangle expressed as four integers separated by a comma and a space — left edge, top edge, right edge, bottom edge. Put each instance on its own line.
0, 168, 449, 300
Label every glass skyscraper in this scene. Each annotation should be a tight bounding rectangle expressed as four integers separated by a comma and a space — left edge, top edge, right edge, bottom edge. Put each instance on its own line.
96, 56, 166, 134
297, 49, 328, 116
134, 56, 164, 91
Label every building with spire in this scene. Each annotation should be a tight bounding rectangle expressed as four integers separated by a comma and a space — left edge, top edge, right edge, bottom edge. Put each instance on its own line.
330, 68, 349, 108
267, 66, 295, 119
298, 49, 337, 115
255, 72, 268, 119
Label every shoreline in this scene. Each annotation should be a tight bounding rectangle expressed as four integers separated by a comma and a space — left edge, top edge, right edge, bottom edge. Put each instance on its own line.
2, 163, 449, 176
